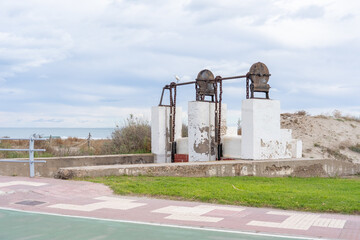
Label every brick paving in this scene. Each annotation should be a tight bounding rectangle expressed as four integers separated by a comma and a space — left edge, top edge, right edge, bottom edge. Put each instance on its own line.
0, 176, 359, 240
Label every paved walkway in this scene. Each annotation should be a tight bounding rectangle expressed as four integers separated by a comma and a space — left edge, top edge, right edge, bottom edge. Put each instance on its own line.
0, 176, 359, 240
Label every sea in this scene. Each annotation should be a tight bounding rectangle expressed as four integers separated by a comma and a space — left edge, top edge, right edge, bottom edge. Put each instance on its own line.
0, 128, 114, 139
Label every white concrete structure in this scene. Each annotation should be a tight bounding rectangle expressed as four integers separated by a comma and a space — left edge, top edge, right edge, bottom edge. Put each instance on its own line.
222, 136, 242, 159
151, 98, 301, 162
241, 99, 302, 160
151, 106, 182, 163
188, 101, 227, 162
176, 137, 188, 154
222, 126, 242, 159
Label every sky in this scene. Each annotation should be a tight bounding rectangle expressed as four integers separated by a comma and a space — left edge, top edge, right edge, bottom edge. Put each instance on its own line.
0, 0, 359, 128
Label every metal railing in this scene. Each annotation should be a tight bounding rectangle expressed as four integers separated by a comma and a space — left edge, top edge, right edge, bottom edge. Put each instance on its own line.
0, 137, 47, 178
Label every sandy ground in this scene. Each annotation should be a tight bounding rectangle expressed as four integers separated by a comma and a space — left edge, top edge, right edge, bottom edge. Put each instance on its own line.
281, 113, 360, 163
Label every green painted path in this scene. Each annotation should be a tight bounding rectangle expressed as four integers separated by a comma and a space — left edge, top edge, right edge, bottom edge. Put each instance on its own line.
0, 209, 310, 240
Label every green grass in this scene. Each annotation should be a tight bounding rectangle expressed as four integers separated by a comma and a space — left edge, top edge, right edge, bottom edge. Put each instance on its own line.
84, 176, 360, 214
349, 144, 360, 153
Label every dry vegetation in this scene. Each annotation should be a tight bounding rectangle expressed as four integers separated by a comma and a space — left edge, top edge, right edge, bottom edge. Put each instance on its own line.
2, 111, 359, 162
281, 110, 360, 163
104, 115, 151, 154
0, 115, 151, 158
0, 137, 112, 158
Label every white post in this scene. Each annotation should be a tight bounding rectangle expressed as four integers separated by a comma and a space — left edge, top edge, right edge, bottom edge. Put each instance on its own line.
151, 106, 182, 163
29, 137, 35, 178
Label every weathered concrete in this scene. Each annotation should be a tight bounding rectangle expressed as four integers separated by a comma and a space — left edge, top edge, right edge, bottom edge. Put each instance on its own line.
0, 154, 154, 178
151, 106, 182, 163
241, 99, 302, 159
188, 101, 227, 162
56, 158, 360, 179
222, 136, 242, 159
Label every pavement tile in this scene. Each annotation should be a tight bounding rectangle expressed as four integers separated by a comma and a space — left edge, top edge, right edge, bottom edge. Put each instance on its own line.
0, 176, 359, 240
339, 228, 360, 240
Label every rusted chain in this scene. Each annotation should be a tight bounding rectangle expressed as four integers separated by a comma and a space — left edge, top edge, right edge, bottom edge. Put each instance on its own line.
169, 85, 173, 142
172, 84, 177, 142
218, 79, 222, 147
214, 79, 218, 144
246, 77, 249, 99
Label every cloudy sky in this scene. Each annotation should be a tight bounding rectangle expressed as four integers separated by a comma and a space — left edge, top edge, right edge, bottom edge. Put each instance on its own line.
0, 0, 359, 128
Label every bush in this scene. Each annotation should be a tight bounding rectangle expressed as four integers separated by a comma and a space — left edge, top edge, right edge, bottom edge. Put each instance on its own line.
349, 144, 360, 153
332, 110, 360, 122
295, 110, 307, 116
109, 115, 151, 154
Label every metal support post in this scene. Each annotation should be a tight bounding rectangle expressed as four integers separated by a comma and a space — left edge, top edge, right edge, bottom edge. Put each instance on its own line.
29, 137, 35, 178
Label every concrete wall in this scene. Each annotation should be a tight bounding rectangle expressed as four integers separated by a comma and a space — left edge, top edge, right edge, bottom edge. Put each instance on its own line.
56, 158, 360, 179
0, 154, 154, 178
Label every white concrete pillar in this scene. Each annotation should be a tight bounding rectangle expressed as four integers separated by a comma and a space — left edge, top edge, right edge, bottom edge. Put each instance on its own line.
241, 99, 280, 160
188, 101, 227, 162
151, 106, 182, 163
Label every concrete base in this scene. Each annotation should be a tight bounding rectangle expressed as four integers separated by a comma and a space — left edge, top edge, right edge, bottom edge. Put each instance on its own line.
241, 99, 302, 160
56, 158, 360, 179
188, 101, 226, 162
176, 137, 188, 154
151, 106, 182, 163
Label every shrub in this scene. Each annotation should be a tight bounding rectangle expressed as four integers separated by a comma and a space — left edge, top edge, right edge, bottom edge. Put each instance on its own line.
295, 110, 307, 116
332, 110, 342, 119
109, 114, 151, 154
332, 110, 360, 122
349, 144, 360, 153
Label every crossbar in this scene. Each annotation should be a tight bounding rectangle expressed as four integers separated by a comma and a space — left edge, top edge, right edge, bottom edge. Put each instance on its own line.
0, 138, 47, 141
0, 149, 46, 152
0, 159, 47, 163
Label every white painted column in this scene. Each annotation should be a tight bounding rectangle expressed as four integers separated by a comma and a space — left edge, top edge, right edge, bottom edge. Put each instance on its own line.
241, 99, 281, 160
151, 106, 182, 163
188, 101, 227, 162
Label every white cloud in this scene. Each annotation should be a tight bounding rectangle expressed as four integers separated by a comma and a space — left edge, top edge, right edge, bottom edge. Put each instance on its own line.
0, 0, 359, 127
0, 105, 150, 128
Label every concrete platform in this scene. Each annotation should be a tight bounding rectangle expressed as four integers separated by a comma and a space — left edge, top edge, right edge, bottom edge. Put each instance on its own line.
56, 158, 360, 179
1, 176, 359, 240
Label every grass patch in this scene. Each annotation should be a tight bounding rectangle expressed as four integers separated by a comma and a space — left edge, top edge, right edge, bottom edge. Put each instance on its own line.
84, 176, 360, 214
349, 144, 360, 154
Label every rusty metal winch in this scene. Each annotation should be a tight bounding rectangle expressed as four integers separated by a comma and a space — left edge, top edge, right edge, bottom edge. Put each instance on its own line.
247, 62, 271, 99
195, 69, 216, 102
158, 61, 272, 162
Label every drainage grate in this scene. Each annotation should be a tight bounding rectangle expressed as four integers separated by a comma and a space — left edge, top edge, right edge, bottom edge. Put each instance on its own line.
15, 200, 46, 206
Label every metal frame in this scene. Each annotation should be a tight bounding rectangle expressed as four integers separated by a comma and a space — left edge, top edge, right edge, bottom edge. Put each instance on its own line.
0, 137, 47, 178
156, 63, 271, 162
157, 74, 248, 161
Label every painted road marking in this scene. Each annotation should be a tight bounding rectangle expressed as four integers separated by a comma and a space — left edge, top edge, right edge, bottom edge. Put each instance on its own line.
248, 211, 346, 230
152, 205, 245, 222
48, 196, 147, 212
0, 181, 48, 188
